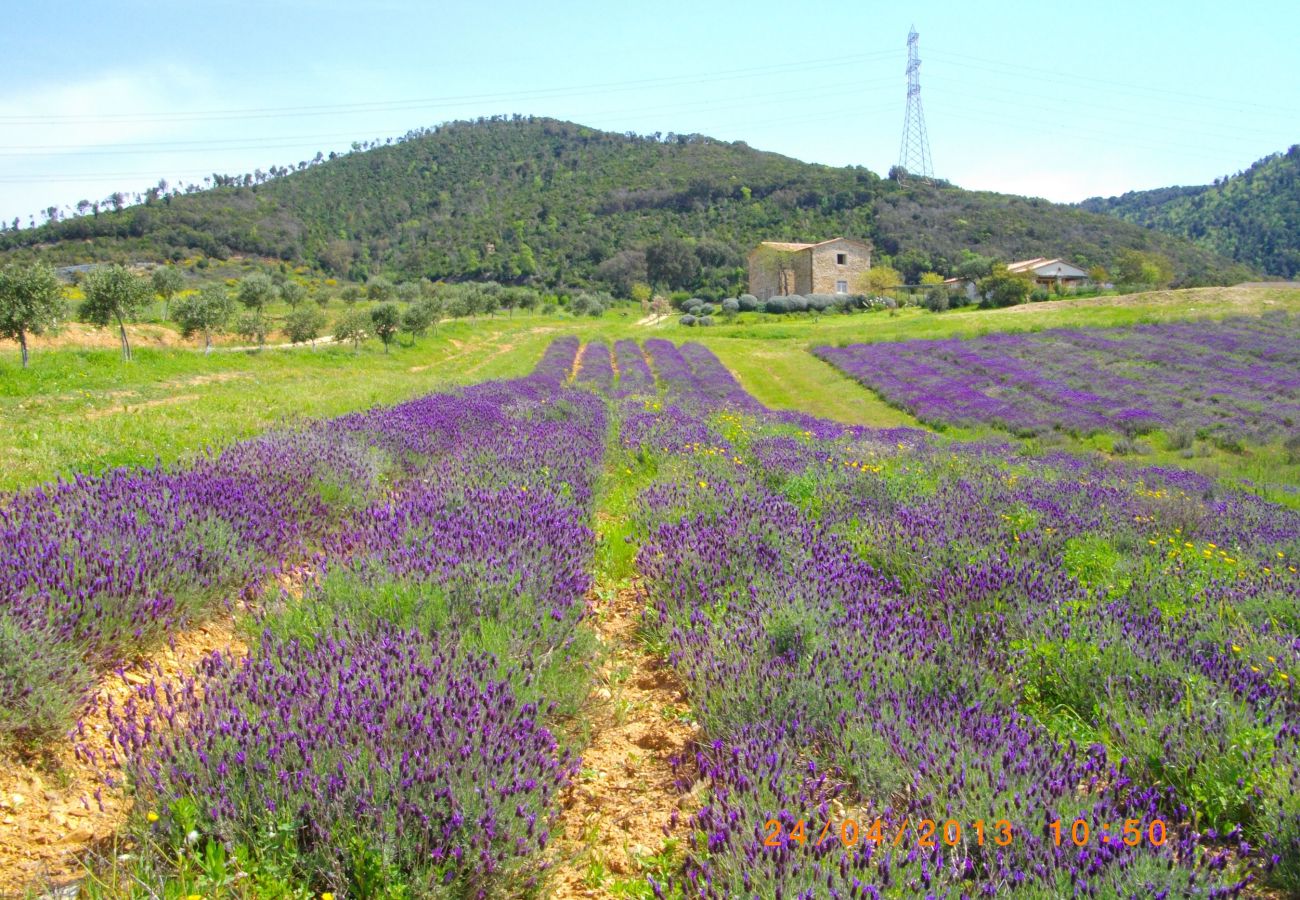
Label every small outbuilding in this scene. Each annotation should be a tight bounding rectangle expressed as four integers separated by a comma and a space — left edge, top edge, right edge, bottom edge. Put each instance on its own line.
747, 238, 872, 300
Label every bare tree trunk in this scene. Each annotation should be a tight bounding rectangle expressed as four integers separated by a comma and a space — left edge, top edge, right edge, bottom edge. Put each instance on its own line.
18, 331, 28, 368
204, 331, 212, 355
115, 311, 132, 361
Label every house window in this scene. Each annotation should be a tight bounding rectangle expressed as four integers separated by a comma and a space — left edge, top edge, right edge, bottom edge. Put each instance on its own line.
835, 253, 847, 265
835, 280, 848, 294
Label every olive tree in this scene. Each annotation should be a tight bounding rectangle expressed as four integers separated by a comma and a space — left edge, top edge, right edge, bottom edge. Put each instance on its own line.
370, 302, 401, 353
333, 308, 370, 354
237, 272, 276, 347
151, 265, 185, 318
82, 265, 151, 360
284, 305, 326, 348
279, 280, 306, 309
172, 283, 233, 353
0, 262, 65, 368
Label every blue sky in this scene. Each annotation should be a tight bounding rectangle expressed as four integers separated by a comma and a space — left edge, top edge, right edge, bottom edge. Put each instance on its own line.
2, 0, 1297, 224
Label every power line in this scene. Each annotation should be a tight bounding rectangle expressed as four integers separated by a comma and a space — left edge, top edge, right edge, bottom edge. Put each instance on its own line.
0, 51, 903, 126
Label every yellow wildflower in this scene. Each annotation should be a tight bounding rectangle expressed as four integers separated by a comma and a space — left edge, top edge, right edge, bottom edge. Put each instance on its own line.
1231, 645, 1241, 653
1280, 673, 1291, 682
146, 811, 159, 823
698, 481, 708, 489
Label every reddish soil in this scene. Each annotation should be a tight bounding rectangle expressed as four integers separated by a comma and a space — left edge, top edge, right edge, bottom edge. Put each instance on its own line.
550, 586, 700, 898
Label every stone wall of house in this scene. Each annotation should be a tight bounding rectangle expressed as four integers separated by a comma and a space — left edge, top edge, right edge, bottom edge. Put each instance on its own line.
747, 249, 814, 299
810, 241, 871, 294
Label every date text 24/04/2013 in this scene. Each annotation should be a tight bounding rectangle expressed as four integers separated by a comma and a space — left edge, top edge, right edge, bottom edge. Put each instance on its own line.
763, 818, 1169, 850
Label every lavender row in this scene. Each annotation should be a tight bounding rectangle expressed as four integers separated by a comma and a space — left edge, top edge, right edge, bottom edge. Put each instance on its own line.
575, 340, 615, 390
815, 314, 1300, 444
104, 343, 608, 893
625, 342, 1298, 895
614, 339, 656, 394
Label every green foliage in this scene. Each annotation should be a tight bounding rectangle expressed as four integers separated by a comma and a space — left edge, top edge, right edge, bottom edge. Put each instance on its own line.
1114, 249, 1175, 288
150, 265, 185, 310
284, 304, 326, 346
860, 264, 901, 294
171, 283, 233, 351
236, 271, 276, 312
922, 284, 949, 312
279, 280, 306, 308
334, 307, 371, 352
401, 296, 438, 340
1081, 145, 1300, 277
81, 264, 151, 360
0, 118, 1252, 287
366, 276, 394, 302
977, 266, 1034, 308
0, 260, 65, 367
233, 311, 268, 345
369, 302, 401, 351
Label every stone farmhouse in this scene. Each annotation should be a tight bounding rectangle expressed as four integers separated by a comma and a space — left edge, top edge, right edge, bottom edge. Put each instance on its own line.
747, 238, 872, 300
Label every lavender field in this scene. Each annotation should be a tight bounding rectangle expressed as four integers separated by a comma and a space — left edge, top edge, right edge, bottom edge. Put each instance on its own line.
815, 314, 1300, 446
4, 334, 1299, 897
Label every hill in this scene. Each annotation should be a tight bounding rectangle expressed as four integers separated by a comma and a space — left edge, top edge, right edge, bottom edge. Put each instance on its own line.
0, 117, 1253, 289
1080, 145, 1300, 278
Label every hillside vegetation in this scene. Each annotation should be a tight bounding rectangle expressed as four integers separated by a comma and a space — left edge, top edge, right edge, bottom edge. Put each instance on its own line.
1081, 145, 1300, 278
0, 117, 1252, 289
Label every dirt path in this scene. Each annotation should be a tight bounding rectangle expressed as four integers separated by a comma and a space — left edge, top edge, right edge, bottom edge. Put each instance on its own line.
0, 614, 248, 893
550, 585, 699, 898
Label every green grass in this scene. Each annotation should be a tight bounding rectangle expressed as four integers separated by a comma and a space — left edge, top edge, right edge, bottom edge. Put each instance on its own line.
3, 284, 1298, 494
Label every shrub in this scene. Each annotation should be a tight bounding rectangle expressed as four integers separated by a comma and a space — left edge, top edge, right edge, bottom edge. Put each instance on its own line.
923, 285, 949, 312
738, 294, 759, 312
0, 614, 90, 747
698, 315, 715, 327
721, 298, 740, 314
764, 297, 789, 314
679, 314, 697, 327
1030, 287, 1051, 302
697, 303, 715, 317
1166, 427, 1196, 451
786, 294, 808, 312
1284, 431, 1300, 464
1112, 436, 1151, 456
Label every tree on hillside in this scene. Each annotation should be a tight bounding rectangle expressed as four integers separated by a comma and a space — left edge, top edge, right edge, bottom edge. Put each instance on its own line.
395, 281, 420, 304
172, 283, 233, 353
402, 297, 436, 343
284, 305, 326, 348
280, 280, 306, 309
646, 238, 701, 290
334, 308, 370, 354
370, 302, 401, 352
366, 276, 394, 302
0, 262, 65, 368
976, 266, 1034, 308
859, 265, 902, 295
236, 272, 276, 347
150, 265, 184, 318
1115, 250, 1174, 288
81, 264, 150, 361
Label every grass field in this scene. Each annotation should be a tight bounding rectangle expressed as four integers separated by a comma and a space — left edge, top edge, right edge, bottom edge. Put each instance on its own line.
2, 284, 1298, 495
